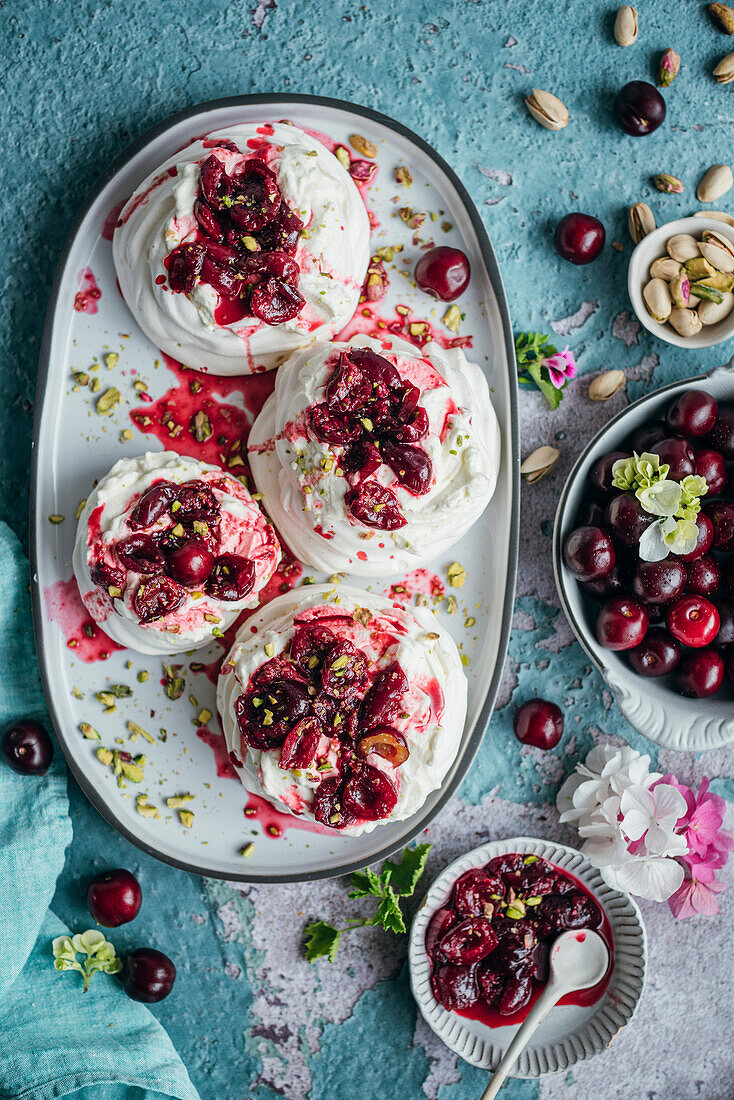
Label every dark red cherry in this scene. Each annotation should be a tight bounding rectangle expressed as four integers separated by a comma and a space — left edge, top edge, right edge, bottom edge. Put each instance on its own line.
715, 599, 734, 647
116, 534, 166, 575
632, 559, 687, 605
251, 277, 304, 324
628, 628, 681, 677
554, 212, 606, 264
1, 719, 54, 775
199, 254, 239, 299
290, 624, 337, 677
310, 402, 362, 446
128, 481, 178, 529
563, 526, 615, 581
498, 977, 533, 1016
205, 554, 256, 601
513, 699, 564, 750
686, 554, 722, 597
705, 501, 734, 551
166, 540, 215, 587
320, 639, 368, 700
356, 726, 409, 766
666, 391, 718, 437
90, 560, 126, 593
349, 347, 402, 392
359, 660, 408, 729
166, 243, 205, 293
589, 451, 630, 496
582, 562, 628, 599
453, 869, 505, 918
346, 481, 407, 530
426, 907, 456, 956
438, 918, 498, 965
604, 493, 655, 546
194, 197, 225, 241
614, 81, 666, 135
431, 963, 479, 1011
228, 159, 281, 231
325, 355, 372, 414
666, 595, 720, 648
679, 513, 714, 562
312, 778, 356, 830
278, 716, 324, 770
596, 597, 648, 650
629, 420, 667, 453
414, 246, 471, 301
237, 250, 299, 284
199, 154, 230, 211
477, 966, 504, 1006
256, 202, 303, 253
694, 449, 727, 496
342, 764, 398, 821
726, 651, 734, 686
133, 576, 186, 623
87, 869, 142, 927
708, 403, 734, 459
675, 649, 724, 698
340, 439, 382, 482
172, 481, 220, 525
121, 948, 176, 1003
381, 441, 433, 495
394, 404, 429, 444
650, 438, 695, 480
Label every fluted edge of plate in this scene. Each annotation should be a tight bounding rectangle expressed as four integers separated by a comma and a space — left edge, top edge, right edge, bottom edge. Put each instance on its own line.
408, 836, 647, 1078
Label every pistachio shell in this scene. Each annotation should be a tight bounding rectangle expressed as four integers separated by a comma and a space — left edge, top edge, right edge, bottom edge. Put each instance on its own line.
700, 229, 734, 272
698, 291, 734, 324
697, 164, 734, 203
643, 278, 672, 322
614, 5, 638, 46
669, 307, 703, 337
650, 256, 682, 280
710, 2, 734, 35
524, 89, 569, 130
667, 233, 700, 262
713, 51, 734, 82
520, 445, 560, 483
628, 202, 656, 243
693, 210, 734, 226
588, 370, 626, 401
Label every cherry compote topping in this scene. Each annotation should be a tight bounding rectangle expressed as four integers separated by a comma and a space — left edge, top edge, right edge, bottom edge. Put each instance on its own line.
235, 613, 413, 829
165, 149, 305, 326
427, 855, 607, 1021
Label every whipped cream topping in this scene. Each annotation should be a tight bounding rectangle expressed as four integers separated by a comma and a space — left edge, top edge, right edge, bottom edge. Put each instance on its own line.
73, 451, 281, 655
113, 122, 370, 375
247, 335, 500, 575
217, 584, 467, 835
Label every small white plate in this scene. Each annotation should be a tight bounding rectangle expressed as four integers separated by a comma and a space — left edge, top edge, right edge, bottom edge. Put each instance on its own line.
409, 836, 646, 1078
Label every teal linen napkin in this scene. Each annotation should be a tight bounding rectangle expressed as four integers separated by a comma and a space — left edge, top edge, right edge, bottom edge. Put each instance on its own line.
0, 522, 200, 1100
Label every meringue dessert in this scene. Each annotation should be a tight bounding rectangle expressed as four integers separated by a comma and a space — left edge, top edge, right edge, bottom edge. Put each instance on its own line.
73, 452, 280, 654
247, 335, 500, 575
113, 122, 371, 374
217, 584, 467, 835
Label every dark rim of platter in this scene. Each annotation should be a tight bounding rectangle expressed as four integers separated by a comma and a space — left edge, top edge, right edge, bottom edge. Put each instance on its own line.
30, 93, 520, 883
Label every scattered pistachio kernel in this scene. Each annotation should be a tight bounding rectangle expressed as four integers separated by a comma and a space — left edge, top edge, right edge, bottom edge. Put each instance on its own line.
79, 722, 100, 741
334, 145, 351, 170
120, 429, 134, 442
179, 810, 195, 828
442, 305, 462, 332
96, 747, 114, 766
166, 793, 195, 809
264, 642, 275, 657
48, 514, 65, 525
96, 387, 121, 415
350, 133, 377, 157
75, 499, 87, 520
126, 720, 155, 744
135, 794, 160, 819
104, 352, 119, 370
137, 670, 149, 683
239, 842, 255, 857
446, 595, 458, 614
395, 166, 413, 186
195, 708, 212, 727
192, 410, 213, 442
447, 561, 467, 588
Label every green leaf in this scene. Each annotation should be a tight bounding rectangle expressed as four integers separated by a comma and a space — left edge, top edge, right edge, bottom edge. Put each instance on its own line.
347, 866, 383, 899
371, 886, 406, 935
514, 331, 556, 367
304, 921, 341, 963
381, 843, 432, 897
524, 359, 564, 410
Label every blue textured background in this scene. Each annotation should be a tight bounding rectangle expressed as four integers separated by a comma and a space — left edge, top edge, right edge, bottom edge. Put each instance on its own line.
3, 1, 734, 1097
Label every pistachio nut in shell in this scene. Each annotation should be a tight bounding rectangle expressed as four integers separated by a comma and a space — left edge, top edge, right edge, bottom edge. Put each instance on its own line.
524, 89, 569, 131
669, 307, 703, 337
693, 210, 734, 226
520, 445, 560, 483
588, 370, 626, 402
614, 5, 638, 46
710, 2, 734, 35
713, 52, 734, 82
699, 229, 734, 272
697, 164, 734, 203
667, 233, 700, 262
643, 278, 672, 322
669, 272, 691, 308
653, 173, 684, 194
657, 48, 681, 87
650, 256, 682, 280
628, 202, 655, 243
698, 291, 734, 324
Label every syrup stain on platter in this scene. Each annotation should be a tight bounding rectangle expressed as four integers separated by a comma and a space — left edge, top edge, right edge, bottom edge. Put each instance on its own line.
196, 725, 238, 780
387, 568, 445, 603
244, 792, 333, 839
44, 577, 123, 662
101, 199, 126, 241
337, 303, 473, 352
73, 267, 102, 313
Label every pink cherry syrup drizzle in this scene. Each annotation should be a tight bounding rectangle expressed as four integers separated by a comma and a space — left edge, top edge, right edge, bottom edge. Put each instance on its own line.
243, 793, 332, 839
387, 568, 445, 604
43, 578, 124, 663
74, 268, 102, 313
196, 725, 238, 780
337, 303, 473, 352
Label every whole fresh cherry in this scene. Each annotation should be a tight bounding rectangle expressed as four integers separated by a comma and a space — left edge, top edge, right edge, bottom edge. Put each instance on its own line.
604, 492, 654, 546
705, 501, 734, 551
1, 719, 54, 775
414, 246, 471, 301
87, 869, 142, 927
632, 559, 687, 605
629, 420, 667, 453
678, 513, 714, 562
121, 948, 176, 1002
554, 213, 605, 265
675, 650, 724, 698
513, 699, 564, 750
715, 600, 734, 648
708, 403, 734, 459
596, 597, 649, 650
650, 437, 695, 480
613, 81, 666, 136
666, 391, 718, 437
686, 555, 722, 597
166, 539, 215, 587
589, 451, 629, 496
583, 561, 628, 599
563, 526, 615, 581
694, 449, 727, 497
666, 595, 720, 648
628, 628, 681, 678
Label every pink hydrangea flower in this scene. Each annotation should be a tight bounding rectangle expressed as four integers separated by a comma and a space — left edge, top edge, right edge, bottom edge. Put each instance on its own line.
668, 875, 727, 919
541, 346, 577, 389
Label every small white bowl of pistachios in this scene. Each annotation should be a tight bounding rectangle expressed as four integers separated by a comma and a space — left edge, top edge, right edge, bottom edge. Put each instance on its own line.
628, 215, 734, 349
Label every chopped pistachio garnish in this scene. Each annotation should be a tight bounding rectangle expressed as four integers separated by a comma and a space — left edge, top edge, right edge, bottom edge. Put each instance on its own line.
135, 794, 160, 819
79, 722, 100, 741
395, 166, 413, 186
465, 616, 476, 628
137, 670, 149, 683
195, 708, 212, 727
104, 352, 119, 370
447, 561, 467, 588
163, 663, 185, 700
126, 720, 155, 744
166, 793, 195, 809
179, 810, 194, 828
192, 410, 213, 442
334, 145, 351, 170
264, 642, 275, 657
96, 387, 121, 415
90, 377, 102, 394
446, 595, 458, 614
120, 429, 134, 442
239, 842, 255, 857
96, 747, 114, 766
75, 499, 87, 519
443, 305, 462, 332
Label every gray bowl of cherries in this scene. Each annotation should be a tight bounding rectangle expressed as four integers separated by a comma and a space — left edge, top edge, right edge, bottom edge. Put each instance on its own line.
553, 361, 734, 752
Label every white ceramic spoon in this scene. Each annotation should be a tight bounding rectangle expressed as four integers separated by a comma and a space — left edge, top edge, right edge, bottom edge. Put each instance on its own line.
480, 928, 610, 1099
